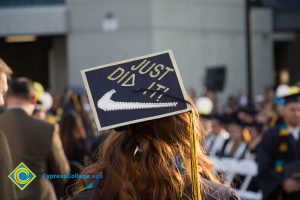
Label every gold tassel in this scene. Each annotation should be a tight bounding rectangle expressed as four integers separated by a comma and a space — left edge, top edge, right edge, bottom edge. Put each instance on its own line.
72, 95, 82, 112
189, 111, 201, 200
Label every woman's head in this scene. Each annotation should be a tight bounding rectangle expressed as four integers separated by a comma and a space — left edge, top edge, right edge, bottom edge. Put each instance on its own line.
74, 109, 218, 199
59, 111, 87, 158
227, 124, 242, 140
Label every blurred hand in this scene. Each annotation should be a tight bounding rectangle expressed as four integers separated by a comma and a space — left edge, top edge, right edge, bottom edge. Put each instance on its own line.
283, 178, 300, 193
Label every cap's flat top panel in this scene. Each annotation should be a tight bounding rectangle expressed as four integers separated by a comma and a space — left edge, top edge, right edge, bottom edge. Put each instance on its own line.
81, 50, 191, 131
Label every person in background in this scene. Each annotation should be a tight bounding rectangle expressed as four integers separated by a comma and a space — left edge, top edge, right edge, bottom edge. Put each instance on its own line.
236, 90, 248, 107
59, 111, 88, 195
237, 107, 258, 125
224, 95, 238, 115
205, 115, 229, 156
215, 115, 251, 189
0, 58, 17, 200
59, 111, 88, 166
242, 121, 264, 193
246, 122, 264, 158
258, 89, 300, 200
256, 88, 278, 128
216, 116, 250, 160
33, 100, 47, 120
0, 78, 70, 200
61, 88, 97, 146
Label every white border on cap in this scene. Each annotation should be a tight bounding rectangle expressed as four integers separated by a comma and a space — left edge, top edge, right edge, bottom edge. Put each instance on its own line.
81, 50, 192, 132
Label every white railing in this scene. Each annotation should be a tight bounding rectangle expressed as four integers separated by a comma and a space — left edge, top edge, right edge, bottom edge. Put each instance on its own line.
210, 157, 262, 200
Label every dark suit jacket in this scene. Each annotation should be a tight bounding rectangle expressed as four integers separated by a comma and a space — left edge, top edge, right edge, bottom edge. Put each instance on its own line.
257, 127, 300, 200
0, 108, 70, 200
0, 131, 17, 200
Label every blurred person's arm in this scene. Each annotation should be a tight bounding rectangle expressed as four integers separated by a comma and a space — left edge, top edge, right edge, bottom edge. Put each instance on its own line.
0, 131, 17, 200
47, 125, 70, 197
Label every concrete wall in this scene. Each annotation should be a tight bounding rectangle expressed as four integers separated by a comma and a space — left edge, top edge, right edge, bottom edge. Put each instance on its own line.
67, 0, 273, 102
151, 0, 273, 99
151, 0, 246, 99
252, 8, 273, 96
67, 0, 153, 86
0, 6, 66, 36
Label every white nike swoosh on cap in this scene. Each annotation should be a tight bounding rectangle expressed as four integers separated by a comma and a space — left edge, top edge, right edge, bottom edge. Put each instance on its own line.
97, 89, 178, 111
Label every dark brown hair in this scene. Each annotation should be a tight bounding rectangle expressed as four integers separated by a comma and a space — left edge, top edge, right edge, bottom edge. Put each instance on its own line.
7, 78, 35, 101
74, 108, 219, 199
59, 111, 87, 160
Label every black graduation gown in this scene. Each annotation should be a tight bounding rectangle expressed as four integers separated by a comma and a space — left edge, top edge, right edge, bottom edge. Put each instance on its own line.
257, 127, 300, 200
72, 179, 240, 200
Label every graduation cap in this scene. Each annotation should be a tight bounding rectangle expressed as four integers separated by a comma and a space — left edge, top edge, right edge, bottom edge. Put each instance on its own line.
245, 121, 264, 133
238, 107, 259, 116
223, 114, 245, 127
282, 92, 300, 105
81, 50, 191, 131
210, 114, 226, 124
81, 50, 201, 199
276, 86, 300, 106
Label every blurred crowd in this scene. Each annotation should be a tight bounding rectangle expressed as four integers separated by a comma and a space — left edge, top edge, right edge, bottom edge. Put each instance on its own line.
192, 85, 300, 198
198, 87, 278, 161
1, 57, 300, 200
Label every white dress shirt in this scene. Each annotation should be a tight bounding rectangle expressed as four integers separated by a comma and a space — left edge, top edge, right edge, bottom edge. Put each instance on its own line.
288, 127, 300, 141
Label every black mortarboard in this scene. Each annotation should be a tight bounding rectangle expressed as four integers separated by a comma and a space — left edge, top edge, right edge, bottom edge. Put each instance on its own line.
81, 50, 191, 131
282, 92, 300, 105
211, 114, 226, 124
238, 107, 259, 116
276, 86, 300, 106
223, 114, 244, 127
246, 121, 264, 133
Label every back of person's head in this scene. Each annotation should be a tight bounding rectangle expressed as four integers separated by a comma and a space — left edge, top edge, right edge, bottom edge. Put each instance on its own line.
59, 111, 87, 159
74, 107, 219, 200
7, 78, 35, 103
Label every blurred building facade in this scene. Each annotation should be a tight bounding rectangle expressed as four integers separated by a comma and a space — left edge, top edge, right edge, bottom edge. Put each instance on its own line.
0, 0, 275, 99
265, 0, 300, 86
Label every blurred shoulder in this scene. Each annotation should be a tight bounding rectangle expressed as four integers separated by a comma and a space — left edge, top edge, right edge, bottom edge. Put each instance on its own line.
30, 117, 57, 133
202, 179, 240, 200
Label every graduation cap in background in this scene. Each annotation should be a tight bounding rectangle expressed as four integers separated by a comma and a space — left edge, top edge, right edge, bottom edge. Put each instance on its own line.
238, 107, 259, 116
276, 86, 300, 106
81, 50, 202, 200
222, 114, 245, 127
245, 121, 264, 133
210, 114, 226, 124
282, 92, 300, 105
